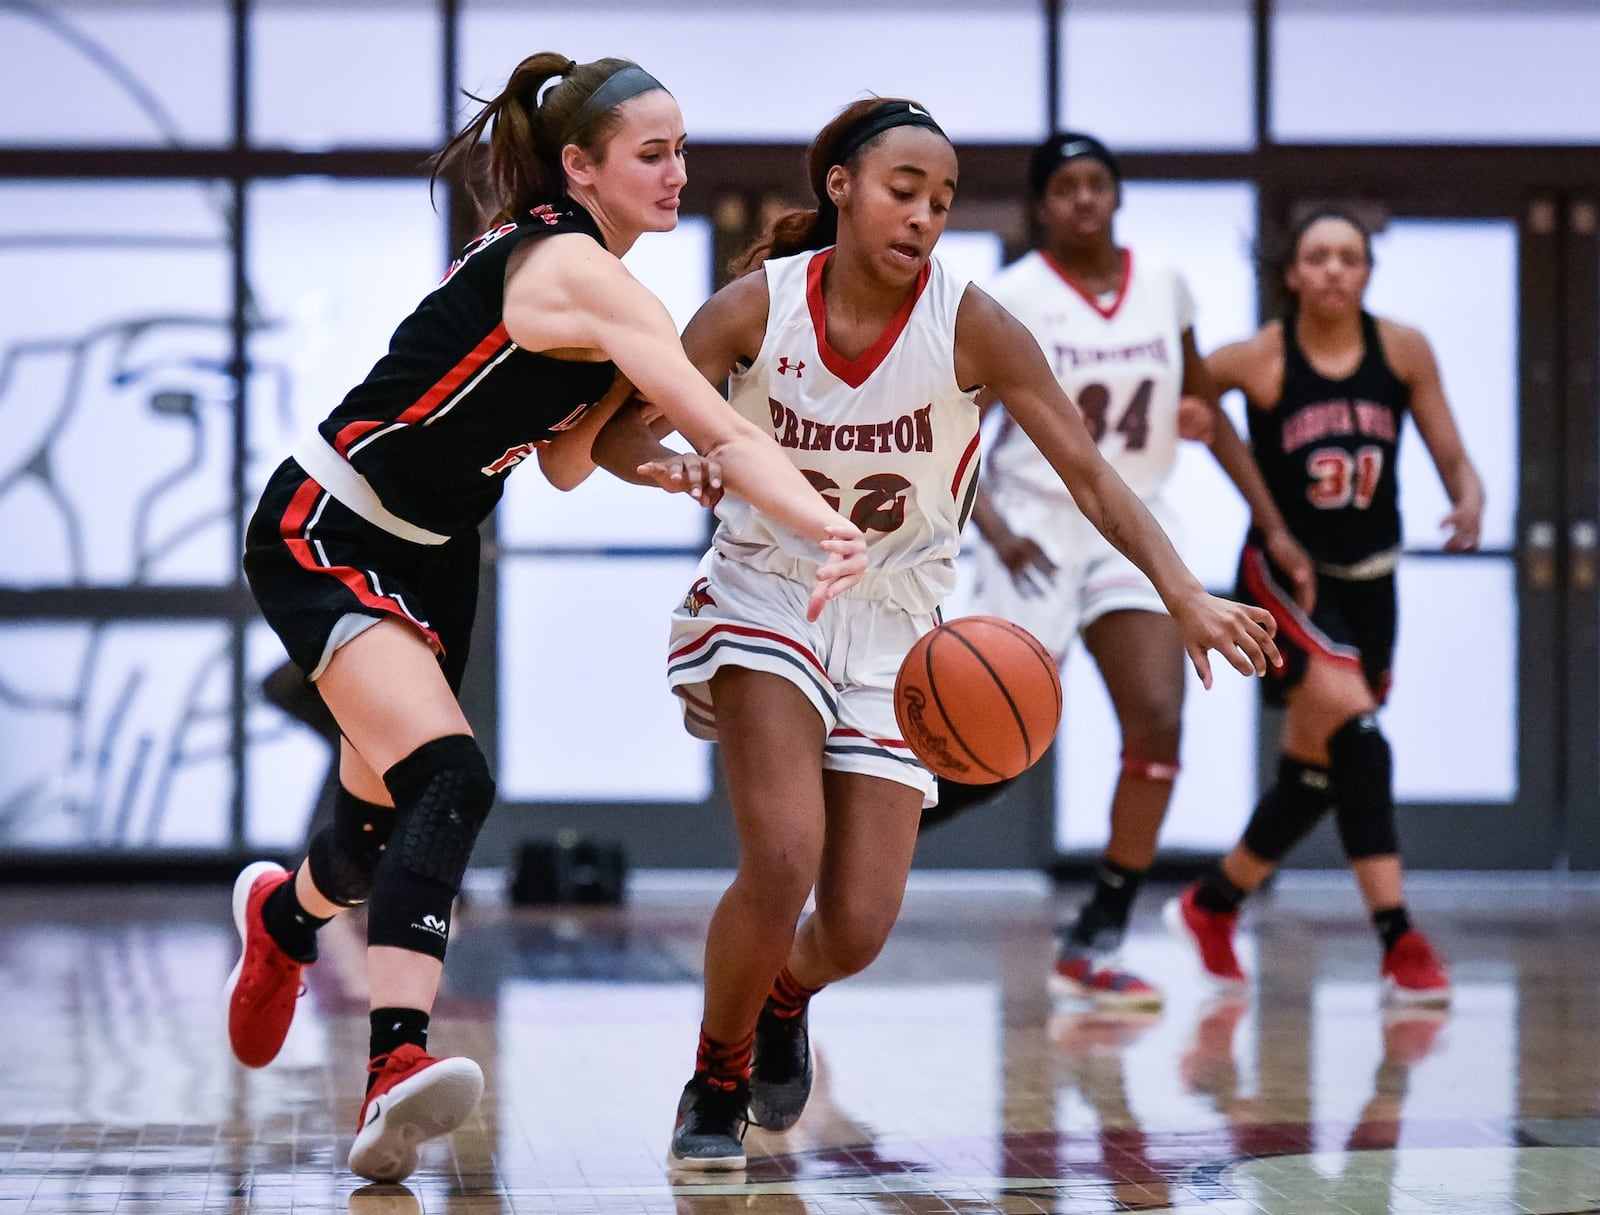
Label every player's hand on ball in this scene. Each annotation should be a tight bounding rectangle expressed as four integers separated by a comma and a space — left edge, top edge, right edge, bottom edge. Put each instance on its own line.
637, 454, 724, 507
809, 522, 868, 621
1173, 591, 1280, 689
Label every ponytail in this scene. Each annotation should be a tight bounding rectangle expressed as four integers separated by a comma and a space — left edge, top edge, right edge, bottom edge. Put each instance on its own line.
432, 53, 659, 226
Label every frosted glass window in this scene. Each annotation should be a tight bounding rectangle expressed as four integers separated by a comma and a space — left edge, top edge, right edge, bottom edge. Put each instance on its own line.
1274, 5, 1600, 143
0, 183, 233, 588
1386, 559, 1516, 803
246, 623, 330, 849
0, 621, 234, 849
460, 2, 1046, 141
1364, 219, 1517, 553
937, 230, 1005, 288
245, 179, 443, 494
251, 1, 443, 148
499, 556, 712, 801
0, 3, 230, 146
1060, 0, 1254, 150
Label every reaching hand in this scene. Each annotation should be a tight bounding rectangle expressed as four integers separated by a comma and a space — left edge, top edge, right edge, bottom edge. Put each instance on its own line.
1441, 500, 1481, 553
1263, 527, 1317, 614
808, 522, 868, 622
995, 533, 1057, 598
1174, 591, 1281, 690
636, 454, 724, 508
1177, 394, 1217, 444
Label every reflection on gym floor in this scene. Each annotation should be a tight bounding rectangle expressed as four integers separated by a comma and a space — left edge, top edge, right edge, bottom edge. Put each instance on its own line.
2, 877, 1598, 1213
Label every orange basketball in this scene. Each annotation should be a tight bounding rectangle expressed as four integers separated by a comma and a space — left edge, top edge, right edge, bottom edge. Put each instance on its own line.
894, 615, 1062, 784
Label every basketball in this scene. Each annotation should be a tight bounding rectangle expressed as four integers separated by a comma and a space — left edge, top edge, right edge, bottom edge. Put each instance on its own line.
894, 615, 1062, 784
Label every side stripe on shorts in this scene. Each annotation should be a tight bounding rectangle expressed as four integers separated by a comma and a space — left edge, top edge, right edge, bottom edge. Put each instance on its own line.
669, 623, 838, 717
1241, 546, 1361, 671
825, 725, 922, 769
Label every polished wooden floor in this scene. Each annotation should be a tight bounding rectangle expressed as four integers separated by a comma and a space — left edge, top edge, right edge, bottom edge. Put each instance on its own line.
3, 873, 1599, 1214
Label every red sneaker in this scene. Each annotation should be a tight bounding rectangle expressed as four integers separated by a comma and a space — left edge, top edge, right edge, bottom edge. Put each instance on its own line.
349, 1045, 484, 1183
1164, 883, 1248, 987
222, 861, 305, 1068
1380, 930, 1451, 1007
1049, 952, 1164, 1011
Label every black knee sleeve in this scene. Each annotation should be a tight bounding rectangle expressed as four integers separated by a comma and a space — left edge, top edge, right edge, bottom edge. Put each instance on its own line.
306, 786, 394, 908
1241, 756, 1334, 862
366, 734, 495, 960
1328, 713, 1398, 860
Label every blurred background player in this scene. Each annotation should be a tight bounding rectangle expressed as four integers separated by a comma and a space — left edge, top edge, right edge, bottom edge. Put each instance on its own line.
926, 133, 1314, 1011
225, 51, 867, 1184
592, 101, 1280, 1171
1167, 210, 1484, 1006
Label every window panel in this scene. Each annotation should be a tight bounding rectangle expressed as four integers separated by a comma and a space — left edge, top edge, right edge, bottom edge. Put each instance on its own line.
1387, 558, 1516, 803
0, 621, 234, 850
1273, 4, 1600, 143
0, 3, 230, 146
245, 178, 444, 497
498, 556, 712, 801
0, 182, 233, 587
459, 2, 1046, 141
251, 1, 443, 148
1364, 219, 1518, 552
1061, 0, 1254, 150
245, 622, 330, 849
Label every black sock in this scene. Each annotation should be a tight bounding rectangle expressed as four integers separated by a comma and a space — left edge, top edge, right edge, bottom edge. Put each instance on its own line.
1069, 859, 1146, 944
369, 1008, 430, 1071
262, 873, 331, 962
1194, 865, 1247, 914
1372, 905, 1412, 953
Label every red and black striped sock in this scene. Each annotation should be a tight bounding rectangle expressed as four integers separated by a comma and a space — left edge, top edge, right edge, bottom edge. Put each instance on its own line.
766, 965, 822, 1020
695, 1026, 754, 1089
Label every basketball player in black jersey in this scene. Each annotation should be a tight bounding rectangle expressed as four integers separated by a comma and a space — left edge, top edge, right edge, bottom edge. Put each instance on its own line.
223, 52, 867, 1184
1167, 211, 1484, 1006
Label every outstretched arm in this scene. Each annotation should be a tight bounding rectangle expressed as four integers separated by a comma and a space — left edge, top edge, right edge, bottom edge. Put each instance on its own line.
954, 286, 1279, 688
1386, 322, 1483, 552
506, 239, 863, 618
1188, 330, 1317, 611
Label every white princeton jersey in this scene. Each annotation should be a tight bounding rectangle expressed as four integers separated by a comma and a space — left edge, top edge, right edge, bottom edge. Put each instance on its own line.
985, 248, 1194, 511
716, 248, 982, 615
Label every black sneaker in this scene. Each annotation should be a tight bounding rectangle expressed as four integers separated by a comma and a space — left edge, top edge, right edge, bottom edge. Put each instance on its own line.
667, 1073, 748, 1171
749, 1002, 812, 1131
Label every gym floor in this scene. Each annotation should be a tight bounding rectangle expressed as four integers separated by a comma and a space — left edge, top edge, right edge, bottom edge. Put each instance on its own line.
3, 874, 1598, 1214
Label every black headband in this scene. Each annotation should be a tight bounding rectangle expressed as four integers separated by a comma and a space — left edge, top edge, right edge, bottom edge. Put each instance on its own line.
832, 101, 948, 167
1028, 131, 1120, 197
565, 65, 666, 142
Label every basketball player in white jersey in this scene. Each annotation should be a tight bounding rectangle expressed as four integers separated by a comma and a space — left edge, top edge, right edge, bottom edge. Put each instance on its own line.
941, 133, 1314, 1010
587, 101, 1280, 1172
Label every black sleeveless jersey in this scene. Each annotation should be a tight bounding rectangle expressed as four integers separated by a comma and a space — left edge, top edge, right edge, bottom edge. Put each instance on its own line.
314, 199, 617, 536
1247, 311, 1410, 567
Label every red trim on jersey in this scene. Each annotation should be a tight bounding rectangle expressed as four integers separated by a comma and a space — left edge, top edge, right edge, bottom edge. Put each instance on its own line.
332, 420, 385, 457
805, 249, 931, 388
830, 725, 911, 751
395, 322, 513, 427
669, 621, 830, 682
278, 477, 444, 656
950, 431, 981, 499
1040, 247, 1133, 321
1241, 546, 1361, 673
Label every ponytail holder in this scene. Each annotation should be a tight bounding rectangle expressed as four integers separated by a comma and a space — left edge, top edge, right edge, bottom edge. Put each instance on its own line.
535, 68, 571, 109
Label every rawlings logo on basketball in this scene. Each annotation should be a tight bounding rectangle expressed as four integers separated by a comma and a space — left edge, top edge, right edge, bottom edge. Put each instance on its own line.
682, 579, 716, 618
897, 686, 971, 777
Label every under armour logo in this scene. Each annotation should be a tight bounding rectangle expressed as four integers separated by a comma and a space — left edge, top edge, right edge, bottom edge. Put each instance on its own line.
778, 357, 805, 378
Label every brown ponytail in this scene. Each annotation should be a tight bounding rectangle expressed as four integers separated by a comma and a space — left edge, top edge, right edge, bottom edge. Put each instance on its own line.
431, 53, 655, 226
730, 97, 923, 277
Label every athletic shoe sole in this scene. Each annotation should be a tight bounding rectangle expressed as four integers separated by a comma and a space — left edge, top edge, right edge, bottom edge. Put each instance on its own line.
666, 1147, 747, 1173
221, 859, 290, 1068
1162, 896, 1250, 990
348, 1057, 484, 1183
1381, 976, 1452, 1008
1046, 970, 1165, 1011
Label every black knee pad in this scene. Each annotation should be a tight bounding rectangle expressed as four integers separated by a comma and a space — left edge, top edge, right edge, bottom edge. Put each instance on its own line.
1328, 713, 1398, 860
1241, 756, 1334, 861
367, 734, 495, 960
306, 786, 394, 908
